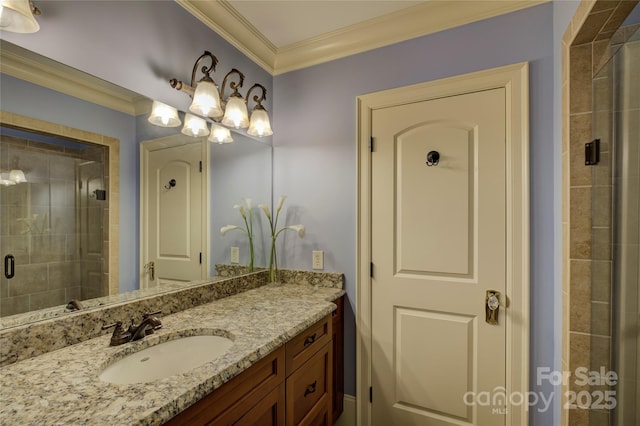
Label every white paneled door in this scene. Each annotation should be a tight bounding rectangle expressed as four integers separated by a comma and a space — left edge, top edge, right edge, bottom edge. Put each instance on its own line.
370, 87, 509, 425
143, 142, 205, 286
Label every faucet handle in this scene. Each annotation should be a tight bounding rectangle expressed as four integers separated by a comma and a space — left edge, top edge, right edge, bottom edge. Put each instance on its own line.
102, 321, 132, 346
141, 310, 163, 335
142, 310, 162, 319
101, 320, 123, 330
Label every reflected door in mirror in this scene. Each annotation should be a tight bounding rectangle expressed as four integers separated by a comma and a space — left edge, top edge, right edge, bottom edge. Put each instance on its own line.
144, 143, 205, 286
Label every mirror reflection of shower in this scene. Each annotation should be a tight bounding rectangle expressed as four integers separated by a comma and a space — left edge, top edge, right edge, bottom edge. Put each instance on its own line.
0, 126, 108, 317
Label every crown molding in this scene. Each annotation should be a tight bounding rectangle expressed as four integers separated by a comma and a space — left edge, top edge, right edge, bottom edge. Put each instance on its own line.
0, 40, 148, 115
179, 0, 549, 76
275, 0, 549, 74
176, 0, 277, 74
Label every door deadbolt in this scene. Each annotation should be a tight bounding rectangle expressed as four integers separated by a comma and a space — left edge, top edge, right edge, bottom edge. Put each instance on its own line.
485, 290, 501, 325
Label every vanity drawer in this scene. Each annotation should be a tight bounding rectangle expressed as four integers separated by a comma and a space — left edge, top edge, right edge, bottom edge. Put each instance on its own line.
285, 342, 332, 426
286, 315, 331, 376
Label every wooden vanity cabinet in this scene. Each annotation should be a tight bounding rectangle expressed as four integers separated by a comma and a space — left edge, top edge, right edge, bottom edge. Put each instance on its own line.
165, 300, 344, 426
285, 315, 332, 426
164, 346, 285, 426
331, 296, 344, 423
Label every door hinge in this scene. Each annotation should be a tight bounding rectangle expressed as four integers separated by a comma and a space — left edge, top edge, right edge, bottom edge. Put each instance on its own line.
199, 252, 202, 264
370, 136, 375, 152
199, 161, 203, 172
370, 262, 374, 278
370, 386, 373, 403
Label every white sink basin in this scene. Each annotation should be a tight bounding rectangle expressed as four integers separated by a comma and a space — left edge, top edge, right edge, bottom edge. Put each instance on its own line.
99, 335, 234, 384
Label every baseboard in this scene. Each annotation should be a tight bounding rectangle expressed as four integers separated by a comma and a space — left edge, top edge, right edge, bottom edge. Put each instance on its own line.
335, 394, 356, 426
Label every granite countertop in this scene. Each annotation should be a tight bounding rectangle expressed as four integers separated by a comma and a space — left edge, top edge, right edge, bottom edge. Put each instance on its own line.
0, 282, 345, 425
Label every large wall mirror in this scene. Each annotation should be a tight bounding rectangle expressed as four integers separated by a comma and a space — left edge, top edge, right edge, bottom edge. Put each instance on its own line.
0, 40, 272, 327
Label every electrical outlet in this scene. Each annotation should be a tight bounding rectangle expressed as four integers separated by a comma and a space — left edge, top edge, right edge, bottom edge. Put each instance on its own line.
312, 250, 324, 270
230, 247, 240, 263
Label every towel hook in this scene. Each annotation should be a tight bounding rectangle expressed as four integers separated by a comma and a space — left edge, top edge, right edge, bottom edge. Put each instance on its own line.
426, 151, 440, 166
164, 179, 176, 189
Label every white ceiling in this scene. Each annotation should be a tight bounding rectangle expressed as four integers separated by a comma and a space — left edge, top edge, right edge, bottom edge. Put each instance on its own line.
177, 0, 548, 75
226, 1, 425, 48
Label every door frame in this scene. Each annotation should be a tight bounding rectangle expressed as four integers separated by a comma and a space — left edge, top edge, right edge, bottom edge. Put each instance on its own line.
356, 62, 530, 425
140, 136, 210, 289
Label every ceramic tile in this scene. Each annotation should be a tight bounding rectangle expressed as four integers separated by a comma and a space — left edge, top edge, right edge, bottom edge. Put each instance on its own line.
570, 45, 593, 114
591, 260, 612, 302
570, 187, 592, 259
570, 260, 592, 333
569, 113, 593, 186
601, 0, 639, 33
590, 301, 611, 336
573, 9, 614, 45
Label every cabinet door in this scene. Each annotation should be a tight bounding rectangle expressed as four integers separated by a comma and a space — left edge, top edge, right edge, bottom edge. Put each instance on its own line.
233, 384, 285, 426
286, 342, 332, 426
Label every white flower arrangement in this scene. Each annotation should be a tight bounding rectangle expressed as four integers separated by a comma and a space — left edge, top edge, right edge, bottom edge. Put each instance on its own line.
259, 195, 305, 282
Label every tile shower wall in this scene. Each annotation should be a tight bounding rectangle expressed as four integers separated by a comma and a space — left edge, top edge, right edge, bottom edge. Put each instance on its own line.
563, 1, 639, 425
0, 134, 107, 317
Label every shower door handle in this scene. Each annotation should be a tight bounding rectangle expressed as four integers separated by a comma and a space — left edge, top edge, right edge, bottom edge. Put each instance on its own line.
4, 255, 15, 279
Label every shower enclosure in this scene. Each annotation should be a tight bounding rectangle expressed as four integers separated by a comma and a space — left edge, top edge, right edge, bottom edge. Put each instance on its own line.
0, 127, 108, 318
591, 24, 639, 426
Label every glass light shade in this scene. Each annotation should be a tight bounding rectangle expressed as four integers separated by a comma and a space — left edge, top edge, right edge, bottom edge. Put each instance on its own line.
207, 124, 233, 144
9, 169, 26, 183
189, 80, 223, 118
221, 95, 249, 129
181, 114, 210, 137
247, 107, 273, 137
0, 172, 16, 186
148, 100, 181, 127
0, 0, 39, 33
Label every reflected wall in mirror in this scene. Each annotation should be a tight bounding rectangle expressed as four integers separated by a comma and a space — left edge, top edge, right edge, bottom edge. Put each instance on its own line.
0, 41, 272, 327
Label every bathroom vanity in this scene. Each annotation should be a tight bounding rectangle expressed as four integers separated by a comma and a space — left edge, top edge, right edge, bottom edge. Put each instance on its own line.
166, 314, 334, 425
0, 271, 345, 425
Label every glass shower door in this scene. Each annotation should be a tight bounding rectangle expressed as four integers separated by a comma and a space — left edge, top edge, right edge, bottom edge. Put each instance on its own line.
592, 26, 640, 426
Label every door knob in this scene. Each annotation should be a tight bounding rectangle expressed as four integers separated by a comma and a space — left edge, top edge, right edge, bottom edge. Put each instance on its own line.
485, 290, 501, 325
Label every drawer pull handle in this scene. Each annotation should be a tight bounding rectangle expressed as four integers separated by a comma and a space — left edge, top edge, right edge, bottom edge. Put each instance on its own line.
304, 380, 317, 397
304, 333, 317, 347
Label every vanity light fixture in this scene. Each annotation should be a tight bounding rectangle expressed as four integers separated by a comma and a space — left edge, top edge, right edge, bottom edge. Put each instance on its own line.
0, 169, 26, 186
181, 113, 209, 137
0, 0, 40, 33
148, 100, 181, 127
208, 123, 233, 144
0, 173, 16, 186
169, 51, 273, 136
247, 103, 273, 137
9, 169, 26, 183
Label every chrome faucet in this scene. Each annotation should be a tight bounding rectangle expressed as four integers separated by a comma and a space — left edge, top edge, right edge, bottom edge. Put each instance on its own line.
102, 310, 163, 346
